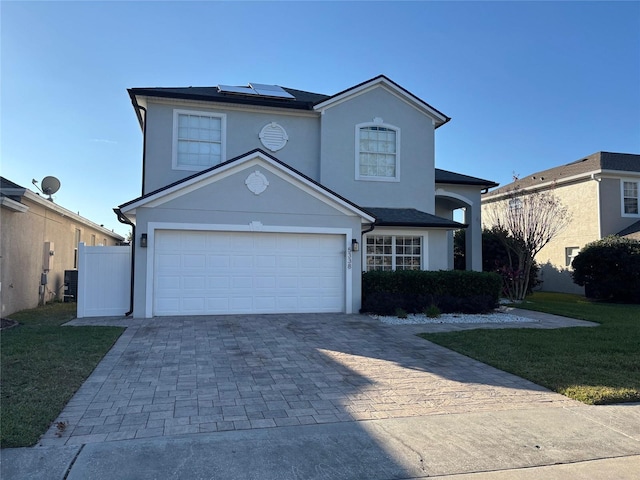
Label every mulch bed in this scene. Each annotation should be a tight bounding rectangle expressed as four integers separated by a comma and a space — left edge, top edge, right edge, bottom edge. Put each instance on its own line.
1, 318, 19, 330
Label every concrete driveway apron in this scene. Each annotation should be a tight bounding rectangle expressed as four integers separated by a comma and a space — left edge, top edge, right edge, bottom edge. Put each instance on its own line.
40, 313, 578, 446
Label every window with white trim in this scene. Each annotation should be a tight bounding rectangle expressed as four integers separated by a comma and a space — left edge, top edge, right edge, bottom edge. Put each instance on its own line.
565, 246, 580, 268
365, 235, 421, 271
622, 180, 639, 216
173, 110, 226, 170
356, 123, 400, 181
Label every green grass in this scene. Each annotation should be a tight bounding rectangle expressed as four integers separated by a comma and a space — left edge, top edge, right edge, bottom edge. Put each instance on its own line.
419, 292, 640, 405
1, 303, 124, 448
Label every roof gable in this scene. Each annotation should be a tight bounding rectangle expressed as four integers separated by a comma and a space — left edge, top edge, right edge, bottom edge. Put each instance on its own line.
119, 149, 375, 223
313, 75, 450, 128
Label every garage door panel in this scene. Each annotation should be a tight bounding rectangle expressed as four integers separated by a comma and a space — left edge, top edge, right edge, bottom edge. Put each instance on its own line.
184, 254, 206, 268
256, 255, 277, 268
183, 276, 206, 290
255, 276, 277, 288
208, 255, 230, 268
154, 231, 345, 315
157, 253, 181, 268
184, 234, 206, 250
278, 256, 299, 268
182, 297, 205, 312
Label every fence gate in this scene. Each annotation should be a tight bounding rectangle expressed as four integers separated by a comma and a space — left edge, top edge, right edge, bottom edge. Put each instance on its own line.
77, 243, 131, 318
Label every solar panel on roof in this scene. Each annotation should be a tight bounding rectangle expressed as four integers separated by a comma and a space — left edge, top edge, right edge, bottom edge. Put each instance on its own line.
217, 85, 259, 96
250, 83, 295, 99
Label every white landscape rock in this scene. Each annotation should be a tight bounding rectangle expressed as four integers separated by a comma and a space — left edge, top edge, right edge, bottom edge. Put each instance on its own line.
374, 309, 537, 326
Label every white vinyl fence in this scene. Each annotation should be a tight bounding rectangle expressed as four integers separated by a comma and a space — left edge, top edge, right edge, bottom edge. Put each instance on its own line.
77, 243, 131, 318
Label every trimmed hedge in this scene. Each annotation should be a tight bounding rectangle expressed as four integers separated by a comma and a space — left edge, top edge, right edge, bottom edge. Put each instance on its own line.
361, 270, 502, 315
571, 236, 640, 303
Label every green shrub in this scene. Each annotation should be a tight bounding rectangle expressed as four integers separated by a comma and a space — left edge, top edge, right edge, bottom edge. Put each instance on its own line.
362, 270, 501, 315
394, 307, 408, 319
571, 236, 640, 303
454, 228, 540, 293
424, 304, 441, 318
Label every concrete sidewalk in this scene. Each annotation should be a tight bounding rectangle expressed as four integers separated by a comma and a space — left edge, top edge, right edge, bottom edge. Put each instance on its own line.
2, 404, 639, 479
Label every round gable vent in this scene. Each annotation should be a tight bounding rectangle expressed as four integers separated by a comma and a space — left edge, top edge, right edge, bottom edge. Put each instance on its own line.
259, 122, 288, 152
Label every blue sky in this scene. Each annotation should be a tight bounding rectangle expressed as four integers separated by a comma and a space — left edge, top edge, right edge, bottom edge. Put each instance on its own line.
2, 1, 639, 237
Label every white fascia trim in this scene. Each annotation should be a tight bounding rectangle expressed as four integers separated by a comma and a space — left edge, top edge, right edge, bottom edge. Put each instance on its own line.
144, 222, 354, 317
482, 169, 604, 203
314, 78, 448, 125
600, 169, 640, 179
122, 152, 375, 223
0, 196, 29, 212
141, 95, 320, 118
22, 191, 124, 239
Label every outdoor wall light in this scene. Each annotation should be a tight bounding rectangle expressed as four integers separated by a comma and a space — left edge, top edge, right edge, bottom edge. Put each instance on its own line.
351, 239, 360, 252
140, 233, 148, 248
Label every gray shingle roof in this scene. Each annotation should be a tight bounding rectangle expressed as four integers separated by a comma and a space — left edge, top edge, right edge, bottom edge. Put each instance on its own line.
617, 220, 640, 238
364, 207, 466, 228
484, 152, 640, 198
0, 176, 27, 202
435, 168, 498, 187
128, 86, 330, 111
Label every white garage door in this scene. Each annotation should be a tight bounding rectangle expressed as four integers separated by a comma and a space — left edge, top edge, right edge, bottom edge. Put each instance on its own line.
153, 230, 345, 316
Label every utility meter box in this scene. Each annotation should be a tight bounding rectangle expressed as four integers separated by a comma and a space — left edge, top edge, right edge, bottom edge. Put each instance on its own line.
43, 242, 55, 271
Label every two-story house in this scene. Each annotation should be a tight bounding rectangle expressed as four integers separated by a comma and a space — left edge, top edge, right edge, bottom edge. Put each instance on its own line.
481, 151, 640, 294
117, 75, 497, 318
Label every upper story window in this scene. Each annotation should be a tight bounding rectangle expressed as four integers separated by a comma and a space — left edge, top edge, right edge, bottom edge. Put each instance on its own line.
622, 180, 639, 216
508, 198, 523, 211
355, 121, 400, 182
173, 109, 226, 171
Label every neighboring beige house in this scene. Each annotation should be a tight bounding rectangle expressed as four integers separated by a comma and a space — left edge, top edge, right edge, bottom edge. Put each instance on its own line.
1, 177, 125, 316
481, 152, 640, 294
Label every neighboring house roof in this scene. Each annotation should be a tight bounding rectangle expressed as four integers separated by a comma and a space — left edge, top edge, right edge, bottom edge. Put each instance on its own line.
484, 151, 640, 199
0, 176, 27, 202
435, 168, 498, 188
363, 207, 466, 229
313, 75, 450, 128
617, 220, 640, 238
119, 148, 376, 223
0, 176, 125, 240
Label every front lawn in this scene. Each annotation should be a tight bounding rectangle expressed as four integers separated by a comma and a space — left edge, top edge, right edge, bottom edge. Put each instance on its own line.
1, 303, 124, 448
419, 292, 640, 405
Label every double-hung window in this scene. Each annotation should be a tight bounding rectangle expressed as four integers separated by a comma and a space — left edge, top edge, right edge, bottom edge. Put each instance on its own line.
365, 235, 421, 271
356, 122, 400, 181
622, 180, 639, 216
173, 110, 226, 171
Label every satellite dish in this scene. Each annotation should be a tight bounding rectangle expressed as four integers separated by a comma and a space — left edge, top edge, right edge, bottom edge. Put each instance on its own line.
41, 176, 61, 200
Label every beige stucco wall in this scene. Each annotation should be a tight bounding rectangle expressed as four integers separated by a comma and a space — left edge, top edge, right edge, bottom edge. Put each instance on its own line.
533, 180, 600, 293
482, 179, 601, 294
1, 195, 123, 316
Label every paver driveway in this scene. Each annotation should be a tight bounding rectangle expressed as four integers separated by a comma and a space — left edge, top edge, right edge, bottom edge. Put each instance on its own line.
41, 314, 578, 446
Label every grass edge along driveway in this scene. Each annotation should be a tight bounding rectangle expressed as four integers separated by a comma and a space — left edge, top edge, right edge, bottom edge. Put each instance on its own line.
1, 303, 124, 448
419, 293, 640, 405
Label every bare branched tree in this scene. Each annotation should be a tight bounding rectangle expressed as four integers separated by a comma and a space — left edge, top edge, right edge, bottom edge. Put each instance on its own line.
484, 186, 572, 300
